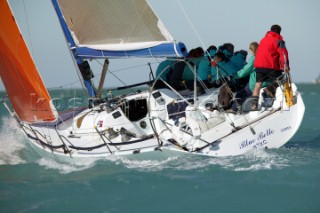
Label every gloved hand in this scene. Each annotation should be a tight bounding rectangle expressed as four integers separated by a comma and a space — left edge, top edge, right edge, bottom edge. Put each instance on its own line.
210, 61, 217, 66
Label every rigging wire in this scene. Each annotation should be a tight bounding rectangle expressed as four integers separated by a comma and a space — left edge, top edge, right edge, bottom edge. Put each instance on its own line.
107, 61, 159, 73
22, 0, 46, 100
94, 59, 150, 94
176, 0, 233, 93
22, 0, 34, 57
15, 0, 36, 99
177, 0, 240, 112
21, 0, 86, 110
70, 59, 88, 99
94, 59, 133, 92
176, 0, 212, 61
47, 61, 160, 90
47, 80, 82, 90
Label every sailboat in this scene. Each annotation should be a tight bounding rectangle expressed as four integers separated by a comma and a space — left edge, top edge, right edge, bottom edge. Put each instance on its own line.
0, 0, 305, 159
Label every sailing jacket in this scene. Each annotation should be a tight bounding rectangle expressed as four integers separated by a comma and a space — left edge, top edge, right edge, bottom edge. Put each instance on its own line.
254, 31, 289, 71
234, 56, 268, 91
234, 55, 255, 79
230, 52, 247, 70
197, 56, 211, 81
156, 59, 175, 81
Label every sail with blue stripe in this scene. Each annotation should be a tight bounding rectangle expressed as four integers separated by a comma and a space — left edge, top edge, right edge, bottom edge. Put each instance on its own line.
52, 0, 187, 59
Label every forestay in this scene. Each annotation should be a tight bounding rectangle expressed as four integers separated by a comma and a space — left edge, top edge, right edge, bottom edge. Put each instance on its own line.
53, 0, 187, 58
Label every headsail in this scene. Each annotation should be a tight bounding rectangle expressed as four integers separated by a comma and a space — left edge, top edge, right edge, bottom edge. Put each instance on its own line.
0, 0, 58, 123
52, 0, 187, 58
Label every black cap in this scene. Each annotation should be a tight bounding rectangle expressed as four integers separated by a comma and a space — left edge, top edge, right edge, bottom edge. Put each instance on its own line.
271, 25, 281, 34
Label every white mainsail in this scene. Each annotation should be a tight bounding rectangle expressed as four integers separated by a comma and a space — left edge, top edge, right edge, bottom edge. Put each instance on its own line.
57, 0, 174, 51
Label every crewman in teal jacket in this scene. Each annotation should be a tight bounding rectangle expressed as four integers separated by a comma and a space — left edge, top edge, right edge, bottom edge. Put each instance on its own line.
230, 50, 248, 70
233, 43, 269, 93
210, 51, 238, 81
233, 50, 255, 90
219, 43, 234, 59
154, 59, 176, 89
182, 47, 204, 90
197, 46, 217, 84
182, 57, 200, 81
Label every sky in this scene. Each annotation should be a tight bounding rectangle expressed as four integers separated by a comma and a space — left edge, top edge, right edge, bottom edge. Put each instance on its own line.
1, 0, 320, 91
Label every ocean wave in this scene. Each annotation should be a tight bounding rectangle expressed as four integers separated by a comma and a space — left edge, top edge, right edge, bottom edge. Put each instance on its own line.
34, 145, 319, 174
0, 116, 27, 165
310, 92, 318, 96
118, 156, 179, 172
36, 157, 98, 174
113, 148, 310, 173
7, 146, 313, 176
1, 114, 317, 173
223, 149, 290, 171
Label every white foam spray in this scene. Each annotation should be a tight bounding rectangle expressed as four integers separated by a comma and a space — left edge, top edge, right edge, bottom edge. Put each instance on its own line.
0, 116, 27, 165
36, 157, 98, 174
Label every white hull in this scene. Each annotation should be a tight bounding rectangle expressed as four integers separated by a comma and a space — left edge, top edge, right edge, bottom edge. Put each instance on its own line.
17, 83, 305, 160
169, 92, 304, 157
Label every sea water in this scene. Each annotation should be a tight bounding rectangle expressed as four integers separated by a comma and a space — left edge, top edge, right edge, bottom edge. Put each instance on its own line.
0, 84, 319, 213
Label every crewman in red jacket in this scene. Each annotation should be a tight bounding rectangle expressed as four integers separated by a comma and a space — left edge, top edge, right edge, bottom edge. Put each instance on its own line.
251, 25, 290, 109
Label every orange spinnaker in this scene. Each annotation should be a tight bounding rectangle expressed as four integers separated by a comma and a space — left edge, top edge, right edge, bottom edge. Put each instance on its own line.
0, 0, 57, 123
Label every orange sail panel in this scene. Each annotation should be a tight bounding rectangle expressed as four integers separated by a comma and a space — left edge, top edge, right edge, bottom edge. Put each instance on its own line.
0, 0, 57, 123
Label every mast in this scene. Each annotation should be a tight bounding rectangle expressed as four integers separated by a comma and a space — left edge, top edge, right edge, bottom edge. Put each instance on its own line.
51, 0, 97, 98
